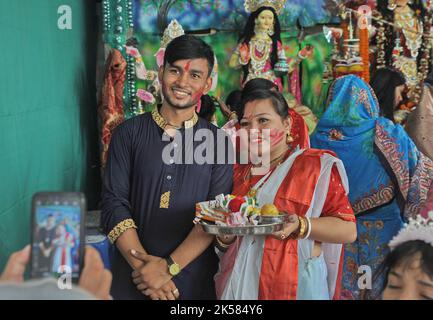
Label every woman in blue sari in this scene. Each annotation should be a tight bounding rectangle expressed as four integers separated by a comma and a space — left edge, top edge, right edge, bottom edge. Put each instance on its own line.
310, 75, 433, 300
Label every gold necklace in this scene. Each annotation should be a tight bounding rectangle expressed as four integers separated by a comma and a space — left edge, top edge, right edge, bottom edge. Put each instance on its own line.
246, 150, 288, 198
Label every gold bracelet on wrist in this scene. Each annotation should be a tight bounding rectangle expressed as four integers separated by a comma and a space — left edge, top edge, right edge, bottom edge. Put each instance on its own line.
289, 216, 301, 239
296, 216, 307, 240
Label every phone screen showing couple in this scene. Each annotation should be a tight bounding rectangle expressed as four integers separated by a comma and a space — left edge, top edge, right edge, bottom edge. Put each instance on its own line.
31, 195, 83, 279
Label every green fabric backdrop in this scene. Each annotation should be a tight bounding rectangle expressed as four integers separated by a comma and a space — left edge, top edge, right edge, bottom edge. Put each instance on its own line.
0, 0, 101, 271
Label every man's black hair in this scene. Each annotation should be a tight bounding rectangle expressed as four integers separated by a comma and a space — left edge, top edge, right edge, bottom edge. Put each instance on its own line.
164, 34, 215, 77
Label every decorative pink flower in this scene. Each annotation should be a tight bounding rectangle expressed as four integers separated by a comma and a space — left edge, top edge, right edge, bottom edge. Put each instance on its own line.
136, 89, 155, 104
125, 45, 140, 58
155, 48, 165, 68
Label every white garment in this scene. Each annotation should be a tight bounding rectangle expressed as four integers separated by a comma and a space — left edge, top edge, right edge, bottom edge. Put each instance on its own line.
220, 150, 349, 300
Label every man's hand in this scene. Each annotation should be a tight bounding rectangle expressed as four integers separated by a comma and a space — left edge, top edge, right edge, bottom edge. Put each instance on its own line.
141, 280, 179, 300
130, 250, 171, 291
0, 245, 30, 283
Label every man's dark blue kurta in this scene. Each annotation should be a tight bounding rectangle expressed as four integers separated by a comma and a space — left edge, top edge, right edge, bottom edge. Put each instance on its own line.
100, 110, 233, 300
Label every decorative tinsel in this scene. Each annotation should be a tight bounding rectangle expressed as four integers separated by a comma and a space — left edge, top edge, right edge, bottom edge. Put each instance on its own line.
102, 0, 136, 117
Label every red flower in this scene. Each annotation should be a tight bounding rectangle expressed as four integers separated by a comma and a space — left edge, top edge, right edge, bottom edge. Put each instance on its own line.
228, 196, 245, 213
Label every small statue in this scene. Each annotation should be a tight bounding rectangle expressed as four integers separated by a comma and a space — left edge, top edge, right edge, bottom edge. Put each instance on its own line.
229, 0, 313, 93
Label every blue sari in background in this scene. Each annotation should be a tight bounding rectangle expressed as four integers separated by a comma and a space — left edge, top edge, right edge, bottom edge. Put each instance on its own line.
310, 75, 433, 300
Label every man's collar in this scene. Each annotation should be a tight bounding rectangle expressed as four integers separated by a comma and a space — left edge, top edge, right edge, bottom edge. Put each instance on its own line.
151, 107, 198, 130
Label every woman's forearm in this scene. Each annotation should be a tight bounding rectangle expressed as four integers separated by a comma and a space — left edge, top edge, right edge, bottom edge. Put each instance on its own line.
308, 216, 357, 244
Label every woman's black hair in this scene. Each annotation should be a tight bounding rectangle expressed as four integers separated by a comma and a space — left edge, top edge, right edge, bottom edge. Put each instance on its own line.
198, 95, 216, 121
370, 68, 406, 121
239, 7, 281, 83
225, 90, 243, 117
242, 78, 278, 101
239, 89, 289, 120
370, 240, 433, 300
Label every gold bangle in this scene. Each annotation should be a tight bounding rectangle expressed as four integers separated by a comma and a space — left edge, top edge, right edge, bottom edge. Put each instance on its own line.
296, 216, 307, 240
289, 216, 301, 239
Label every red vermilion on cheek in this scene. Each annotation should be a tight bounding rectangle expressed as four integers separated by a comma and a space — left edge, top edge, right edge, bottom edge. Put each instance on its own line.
269, 128, 285, 147
193, 90, 203, 99
194, 90, 204, 112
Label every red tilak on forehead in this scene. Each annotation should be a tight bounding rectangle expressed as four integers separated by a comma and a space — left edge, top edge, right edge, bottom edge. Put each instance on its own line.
184, 61, 192, 72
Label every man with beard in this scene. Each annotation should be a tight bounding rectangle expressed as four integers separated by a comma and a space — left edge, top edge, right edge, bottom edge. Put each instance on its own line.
101, 35, 233, 300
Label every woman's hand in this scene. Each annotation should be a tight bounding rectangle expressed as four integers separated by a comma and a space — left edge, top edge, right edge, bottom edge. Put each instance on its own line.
272, 214, 300, 241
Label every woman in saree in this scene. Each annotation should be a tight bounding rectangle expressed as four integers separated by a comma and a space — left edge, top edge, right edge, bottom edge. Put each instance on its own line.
310, 75, 433, 300
215, 89, 357, 300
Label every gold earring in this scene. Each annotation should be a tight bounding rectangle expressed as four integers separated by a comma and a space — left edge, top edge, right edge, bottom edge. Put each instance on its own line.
286, 132, 294, 144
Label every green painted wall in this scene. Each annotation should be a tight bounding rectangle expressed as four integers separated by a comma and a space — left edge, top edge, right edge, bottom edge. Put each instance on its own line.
0, 0, 101, 270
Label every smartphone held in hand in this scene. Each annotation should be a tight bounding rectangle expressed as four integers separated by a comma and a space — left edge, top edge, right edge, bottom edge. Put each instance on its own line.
29, 192, 86, 282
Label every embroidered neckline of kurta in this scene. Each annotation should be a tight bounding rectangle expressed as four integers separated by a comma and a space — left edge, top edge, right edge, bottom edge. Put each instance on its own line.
151, 107, 198, 130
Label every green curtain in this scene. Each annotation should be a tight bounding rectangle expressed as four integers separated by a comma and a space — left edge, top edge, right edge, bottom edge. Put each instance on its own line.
0, 0, 101, 271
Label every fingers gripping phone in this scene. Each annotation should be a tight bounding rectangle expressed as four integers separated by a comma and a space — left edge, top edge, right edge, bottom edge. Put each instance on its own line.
30, 192, 86, 282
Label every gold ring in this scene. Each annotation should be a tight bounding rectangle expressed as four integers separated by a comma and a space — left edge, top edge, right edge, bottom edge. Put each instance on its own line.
280, 234, 286, 239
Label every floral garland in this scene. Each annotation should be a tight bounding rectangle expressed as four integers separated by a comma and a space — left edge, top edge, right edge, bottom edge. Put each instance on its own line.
417, 12, 433, 101
374, 10, 387, 69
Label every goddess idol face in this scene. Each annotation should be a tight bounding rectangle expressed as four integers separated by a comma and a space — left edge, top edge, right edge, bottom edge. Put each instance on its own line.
255, 9, 274, 33
396, 0, 410, 7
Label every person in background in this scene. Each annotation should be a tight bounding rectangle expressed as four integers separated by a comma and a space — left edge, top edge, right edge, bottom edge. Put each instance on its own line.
225, 90, 242, 120
370, 67, 407, 123
406, 72, 433, 160
310, 75, 433, 300
197, 94, 217, 125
